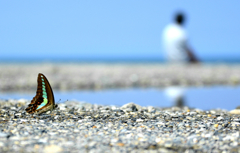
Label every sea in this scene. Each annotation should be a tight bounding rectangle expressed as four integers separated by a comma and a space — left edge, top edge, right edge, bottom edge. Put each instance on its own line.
0, 56, 240, 111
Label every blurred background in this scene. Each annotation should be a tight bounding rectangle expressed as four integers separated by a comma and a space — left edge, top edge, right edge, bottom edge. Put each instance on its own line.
0, 1, 240, 110
1, 0, 240, 62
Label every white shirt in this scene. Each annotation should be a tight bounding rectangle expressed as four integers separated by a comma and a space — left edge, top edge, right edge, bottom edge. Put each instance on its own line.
162, 24, 188, 62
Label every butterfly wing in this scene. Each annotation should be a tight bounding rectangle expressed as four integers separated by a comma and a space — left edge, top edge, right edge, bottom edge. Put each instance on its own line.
26, 73, 55, 114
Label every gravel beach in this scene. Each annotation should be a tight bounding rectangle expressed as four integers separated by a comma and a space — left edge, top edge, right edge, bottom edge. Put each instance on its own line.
1, 63, 240, 152
1, 99, 240, 152
0, 63, 240, 92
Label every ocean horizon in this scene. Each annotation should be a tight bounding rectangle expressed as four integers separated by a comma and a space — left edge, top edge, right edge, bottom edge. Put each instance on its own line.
0, 55, 240, 64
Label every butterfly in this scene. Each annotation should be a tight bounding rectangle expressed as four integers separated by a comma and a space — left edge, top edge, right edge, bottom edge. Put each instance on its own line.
26, 73, 57, 114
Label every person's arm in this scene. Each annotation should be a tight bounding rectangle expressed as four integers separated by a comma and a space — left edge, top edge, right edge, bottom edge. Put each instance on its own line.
186, 48, 199, 63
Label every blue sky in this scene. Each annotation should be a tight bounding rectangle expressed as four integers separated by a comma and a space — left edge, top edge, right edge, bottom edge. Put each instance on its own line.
0, 1, 240, 61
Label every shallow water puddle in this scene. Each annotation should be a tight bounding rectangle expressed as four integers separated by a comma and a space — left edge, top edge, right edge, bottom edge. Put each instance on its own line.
0, 86, 240, 110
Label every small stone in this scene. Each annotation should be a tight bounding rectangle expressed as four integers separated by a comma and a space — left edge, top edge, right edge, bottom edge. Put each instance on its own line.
121, 102, 142, 112
136, 119, 144, 122
117, 143, 125, 147
39, 120, 45, 123
0, 133, 8, 137
217, 116, 224, 121
74, 129, 80, 133
44, 145, 62, 153
88, 142, 97, 148
230, 109, 240, 115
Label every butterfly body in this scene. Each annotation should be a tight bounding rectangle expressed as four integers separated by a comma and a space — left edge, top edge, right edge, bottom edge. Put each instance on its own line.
26, 73, 57, 114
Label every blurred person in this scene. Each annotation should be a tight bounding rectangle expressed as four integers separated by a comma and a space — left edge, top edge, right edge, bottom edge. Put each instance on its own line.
162, 12, 199, 63
162, 12, 199, 107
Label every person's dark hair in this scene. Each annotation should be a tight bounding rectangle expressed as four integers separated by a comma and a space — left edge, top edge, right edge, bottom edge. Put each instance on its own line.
175, 13, 185, 25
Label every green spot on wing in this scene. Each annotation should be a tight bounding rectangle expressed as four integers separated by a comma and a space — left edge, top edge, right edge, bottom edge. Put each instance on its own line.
43, 98, 48, 104
43, 90, 47, 99
36, 98, 48, 110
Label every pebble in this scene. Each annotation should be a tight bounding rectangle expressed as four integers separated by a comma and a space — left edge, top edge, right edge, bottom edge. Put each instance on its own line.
229, 109, 240, 115
44, 145, 62, 153
0, 99, 240, 152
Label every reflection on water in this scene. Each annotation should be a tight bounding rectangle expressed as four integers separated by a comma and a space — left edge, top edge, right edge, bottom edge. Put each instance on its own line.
0, 86, 240, 110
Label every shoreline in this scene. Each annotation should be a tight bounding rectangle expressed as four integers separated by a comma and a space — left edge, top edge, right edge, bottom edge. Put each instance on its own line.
0, 63, 240, 92
1, 99, 240, 152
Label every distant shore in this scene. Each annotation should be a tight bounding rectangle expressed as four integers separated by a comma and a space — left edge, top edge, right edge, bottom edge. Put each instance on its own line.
0, 63, 240, 92
1, 99, 240, 152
